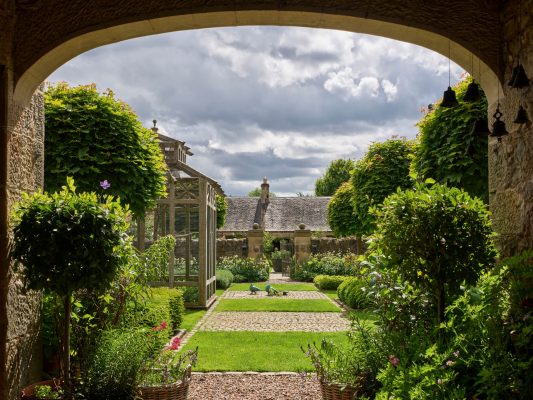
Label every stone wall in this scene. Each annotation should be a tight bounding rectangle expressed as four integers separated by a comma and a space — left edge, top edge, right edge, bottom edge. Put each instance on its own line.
489, 0, 533, 257
2, 86, 44, 399
311, 237, 362, 255
217, 238, 247, 259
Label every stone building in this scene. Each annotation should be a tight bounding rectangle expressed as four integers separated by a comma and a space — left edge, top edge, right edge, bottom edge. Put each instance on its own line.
1, 1, 532, 399
219, 178, 332, 239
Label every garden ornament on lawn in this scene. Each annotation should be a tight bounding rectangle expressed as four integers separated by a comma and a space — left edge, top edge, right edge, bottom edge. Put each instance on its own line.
265, 284, 279, 296
249, 283, 261, 294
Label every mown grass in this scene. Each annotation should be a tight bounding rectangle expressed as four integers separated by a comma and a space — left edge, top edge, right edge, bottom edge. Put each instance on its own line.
215, 298, 341, 312
228, 282, 317, 292
321, 289, 339, 300
180, 331, 350, 372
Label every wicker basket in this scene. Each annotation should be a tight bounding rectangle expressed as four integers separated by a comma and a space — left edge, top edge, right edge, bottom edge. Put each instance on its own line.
138, 365, 192, 400
319, 379, 359, 400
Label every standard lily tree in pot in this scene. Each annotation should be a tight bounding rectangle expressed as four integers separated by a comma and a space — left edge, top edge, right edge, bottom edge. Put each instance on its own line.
11, 178, 130, 397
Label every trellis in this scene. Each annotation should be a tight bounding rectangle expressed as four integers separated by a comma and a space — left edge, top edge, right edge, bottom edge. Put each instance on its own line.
138, 131, 221, 308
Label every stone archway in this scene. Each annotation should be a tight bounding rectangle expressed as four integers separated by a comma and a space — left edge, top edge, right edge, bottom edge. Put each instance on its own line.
1, 1, 532, 399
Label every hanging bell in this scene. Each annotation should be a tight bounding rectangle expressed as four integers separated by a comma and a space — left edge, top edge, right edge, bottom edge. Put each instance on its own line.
470, 118, 490, 137
440, 86, 459, 108
508, 64, 530, 88
490, 107, 509, 141
463, 81, 481, 102
514, 105, 530, 124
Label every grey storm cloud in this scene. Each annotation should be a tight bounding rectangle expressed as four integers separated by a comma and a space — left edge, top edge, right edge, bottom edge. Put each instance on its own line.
48, 26, 464, 196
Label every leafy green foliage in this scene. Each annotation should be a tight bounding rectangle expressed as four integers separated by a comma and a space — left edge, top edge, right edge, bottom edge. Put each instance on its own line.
372, 183, 496, 323
44, 83, 167, 216
303, 321, 381, 395
216, 194, 227, 229
34, 384, 62, 399
444, 252, 533, 399
315, 158, 355, 196
215, 269, 234, 289
290, 252, 360, 282
217, 256, 270, 282
351, 138, 416, 236
327, 181, 360, 237
337, 277, 373, 309
142, 235, 176, 281
313, 275, 349, 290
81, 328, 166, 400
11, 177, 129, 296
413, 78, 489, 202
168, 290, 185, 331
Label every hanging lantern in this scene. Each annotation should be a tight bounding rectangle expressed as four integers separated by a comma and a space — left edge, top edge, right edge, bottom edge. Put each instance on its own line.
514, 105, 529, 124
490, 107, 509, 141
470, 118, 490, 137
440, 86, 459, 108
463, 81, 481, 102
508, 64, 530, 88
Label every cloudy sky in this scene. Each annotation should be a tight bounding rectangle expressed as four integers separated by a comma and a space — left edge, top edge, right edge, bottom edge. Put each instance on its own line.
48, 26, 464, 196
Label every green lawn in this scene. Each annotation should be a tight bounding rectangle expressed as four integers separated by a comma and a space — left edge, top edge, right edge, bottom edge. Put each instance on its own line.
321, 289, 339, 300
216, 298, 341, 312
181, 309, 206, 330
229, 282, 317, 291
180, 331, 349, 372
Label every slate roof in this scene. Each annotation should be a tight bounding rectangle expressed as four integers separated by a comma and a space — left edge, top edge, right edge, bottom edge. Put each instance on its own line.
220, 197, 332, 232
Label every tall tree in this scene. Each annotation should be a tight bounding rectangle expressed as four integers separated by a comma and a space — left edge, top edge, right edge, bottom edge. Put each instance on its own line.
351, 137, 416, 237
327, 181, 359, 238
315, 158, 355, 196
412, 77, 488, 202
45, 83, 167, 216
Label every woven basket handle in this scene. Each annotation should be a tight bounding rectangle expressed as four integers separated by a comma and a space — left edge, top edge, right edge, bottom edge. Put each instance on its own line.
182, 364, 192, 384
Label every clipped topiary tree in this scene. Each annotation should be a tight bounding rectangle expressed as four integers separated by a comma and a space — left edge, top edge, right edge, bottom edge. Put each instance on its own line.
327, 181, 360, 238
216, 194, 227, 229
351, 137, 416, 237
315, 158, 355, 196
44, 83, 167, 217
372, 182, 496, 324
11, 178, 130, 391
412, 77, 489, 202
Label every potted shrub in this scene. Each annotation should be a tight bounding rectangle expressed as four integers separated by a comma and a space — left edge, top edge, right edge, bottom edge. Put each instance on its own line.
137, 347, 198, 400
12, 178, 130, 398
303, 321, 380, 400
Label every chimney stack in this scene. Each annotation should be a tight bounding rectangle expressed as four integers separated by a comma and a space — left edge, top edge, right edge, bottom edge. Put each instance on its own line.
261, 177, 270, 204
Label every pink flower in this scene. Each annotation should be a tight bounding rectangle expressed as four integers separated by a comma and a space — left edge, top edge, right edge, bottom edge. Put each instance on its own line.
446, 360, 455, 367
164, 336, 181, 351
388, 355, 400, 368
437, 379, 443, 385
100, 180, 111, 190
452, 351, 460, 358
152, 321, 168, 331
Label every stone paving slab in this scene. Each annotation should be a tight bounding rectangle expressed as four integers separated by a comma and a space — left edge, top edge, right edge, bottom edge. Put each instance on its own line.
199, 311, 350, 332
221, 291, 327, 300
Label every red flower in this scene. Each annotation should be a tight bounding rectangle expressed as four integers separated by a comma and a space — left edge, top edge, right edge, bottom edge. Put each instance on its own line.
152, 321, 168, 331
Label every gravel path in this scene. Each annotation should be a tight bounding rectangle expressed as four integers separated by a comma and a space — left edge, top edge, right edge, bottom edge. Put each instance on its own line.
188, 373, 321, 400
200, 311, 350, 332
222, 291, 327, 300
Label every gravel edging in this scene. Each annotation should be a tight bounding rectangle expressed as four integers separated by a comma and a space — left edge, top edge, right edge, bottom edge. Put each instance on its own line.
188, 372, 321, 399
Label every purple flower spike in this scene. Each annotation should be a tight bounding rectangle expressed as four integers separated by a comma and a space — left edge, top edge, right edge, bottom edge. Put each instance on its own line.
100, 180, 111, 190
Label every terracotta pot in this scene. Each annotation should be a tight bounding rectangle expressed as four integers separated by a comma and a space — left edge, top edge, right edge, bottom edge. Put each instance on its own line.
21, 379, 61, 400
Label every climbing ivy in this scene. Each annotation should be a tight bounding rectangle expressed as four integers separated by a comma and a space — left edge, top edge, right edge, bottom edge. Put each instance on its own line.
44, 83, 167, 216
216, 194, 227, 229
412, 77, 489, 202
351, 138, 416, 237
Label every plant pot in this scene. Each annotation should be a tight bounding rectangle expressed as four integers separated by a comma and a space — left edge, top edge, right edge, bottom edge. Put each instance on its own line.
21, 379, 62, 400
319, 380, 359, 400
138, 365, 192, 400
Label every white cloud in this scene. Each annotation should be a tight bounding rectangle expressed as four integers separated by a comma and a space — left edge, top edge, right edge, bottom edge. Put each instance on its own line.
48, 26, 465, 195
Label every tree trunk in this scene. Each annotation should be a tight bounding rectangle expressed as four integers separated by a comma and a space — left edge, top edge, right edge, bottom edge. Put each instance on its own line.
356, 236, 363, 255
61, 294, 71, 396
